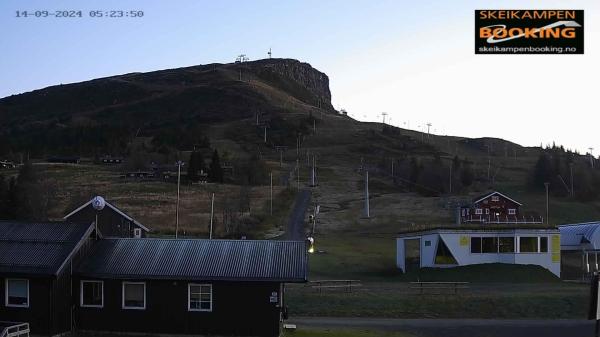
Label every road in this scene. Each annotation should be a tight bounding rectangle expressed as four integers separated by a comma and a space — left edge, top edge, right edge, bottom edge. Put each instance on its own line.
288, 317, 595, 337
284, 189, 311, 240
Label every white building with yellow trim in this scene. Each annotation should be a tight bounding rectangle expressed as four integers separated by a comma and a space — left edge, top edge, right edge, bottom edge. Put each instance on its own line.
396, 228, 561, 277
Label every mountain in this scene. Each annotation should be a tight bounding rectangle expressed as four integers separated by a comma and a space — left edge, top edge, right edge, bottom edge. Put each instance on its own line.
0, 58, 333, 156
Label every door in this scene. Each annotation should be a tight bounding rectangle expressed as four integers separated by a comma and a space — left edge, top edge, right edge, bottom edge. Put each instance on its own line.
404, 238, 421, 273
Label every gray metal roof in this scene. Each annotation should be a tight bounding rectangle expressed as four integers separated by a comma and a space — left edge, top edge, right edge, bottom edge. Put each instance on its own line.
77, 239, 308, 282
558, 222, 600, 248
0, 221, 94, 276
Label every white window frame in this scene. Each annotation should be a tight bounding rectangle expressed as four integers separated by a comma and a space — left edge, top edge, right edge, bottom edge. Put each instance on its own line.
122, 282, 146, 310
475, 208, 482, 215
5, 278, 29, 308
80, 280, 104, 308
485, 208, 490, 215
508, 208, 516, 215
491, 196, 500, 202
133, 228, 142, 238
517, 236, 542, 254
188, 283, 212, 312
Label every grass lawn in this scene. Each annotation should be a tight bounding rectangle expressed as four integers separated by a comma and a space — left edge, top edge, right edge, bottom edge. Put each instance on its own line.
292, 231, 589, 319
284, 328, 415, 337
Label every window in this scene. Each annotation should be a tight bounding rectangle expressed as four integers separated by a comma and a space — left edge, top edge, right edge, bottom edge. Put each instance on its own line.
81, 281, 103, 308
470, 237, 482, 253
485, 208, 490, 215
540, 237, 548, 253
122, 282, 145, 310
188, 284, 212, 312
5, 279, 29, 307
133, 228, 142, 238
508, 209, 516, 215
475, 208, 483, 215
519, 237, 538, 253
424, 240, 431, 247
491, 196, 500, 202
499, 237, 515, 253
482, 237, 498, 253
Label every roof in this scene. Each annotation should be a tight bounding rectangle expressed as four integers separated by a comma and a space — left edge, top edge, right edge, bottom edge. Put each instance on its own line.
472, 191, 523, 206
0, 221, 94, 276
64, 198, 150, 232
558, 222, 600, 247
77, 239, 308, 282
397, 226, 559, 238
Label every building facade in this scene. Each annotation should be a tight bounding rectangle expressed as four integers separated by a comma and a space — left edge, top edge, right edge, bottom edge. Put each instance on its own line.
1, 223, 307, 337
396, 228, 561, 277
0, 222, 95, 335
458, 191, 542, 224
64, 197, 150, 238
558, 222, 600, 280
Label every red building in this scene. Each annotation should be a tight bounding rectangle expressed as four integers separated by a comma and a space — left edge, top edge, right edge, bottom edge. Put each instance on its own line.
459, 191, 542, 224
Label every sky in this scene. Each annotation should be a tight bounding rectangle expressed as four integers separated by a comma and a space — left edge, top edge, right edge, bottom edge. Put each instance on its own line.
0, 0, 598, 153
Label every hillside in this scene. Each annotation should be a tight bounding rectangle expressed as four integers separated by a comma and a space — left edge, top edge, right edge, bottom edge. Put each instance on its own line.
1, 58, 600, 241
0, 58, 333, 156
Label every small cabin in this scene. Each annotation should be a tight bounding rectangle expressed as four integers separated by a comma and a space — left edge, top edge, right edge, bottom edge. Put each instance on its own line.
100, 156, 124, 164
47, 156, 80, 164
64, 198, 150, 238
458, 191, 542, 224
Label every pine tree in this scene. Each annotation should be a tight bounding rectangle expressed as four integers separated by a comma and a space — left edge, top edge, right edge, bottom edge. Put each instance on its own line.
208, 150, 224, 183
187, 151, 205, 182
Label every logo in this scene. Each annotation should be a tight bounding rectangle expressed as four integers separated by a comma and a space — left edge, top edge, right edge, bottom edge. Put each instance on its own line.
475, 10, 584, 54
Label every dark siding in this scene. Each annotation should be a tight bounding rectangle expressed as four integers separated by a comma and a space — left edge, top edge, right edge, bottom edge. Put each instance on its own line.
51, 267, 73, 335
68, 205, 144, 238
76, 279, 281, 337
0, 276, 52, 335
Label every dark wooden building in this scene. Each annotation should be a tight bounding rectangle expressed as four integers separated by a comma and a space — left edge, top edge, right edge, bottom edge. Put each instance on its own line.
64, 198, 150, 238
458, 191, 542, 224
75, 239, 307, 337
0, 221, 95, 335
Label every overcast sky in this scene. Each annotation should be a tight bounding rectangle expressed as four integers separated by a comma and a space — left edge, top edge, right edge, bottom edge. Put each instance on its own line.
0, 0, 597, 153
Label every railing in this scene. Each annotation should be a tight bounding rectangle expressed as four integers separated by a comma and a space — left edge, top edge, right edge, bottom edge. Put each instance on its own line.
461, 215, 544, 224
410, 281, 470, 294
0, 323, 29, 337
307, 280, 362, 293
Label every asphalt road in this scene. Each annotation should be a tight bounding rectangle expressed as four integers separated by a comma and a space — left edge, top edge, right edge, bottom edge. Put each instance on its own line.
288, 317, 595, 337
284, 189, 311, 240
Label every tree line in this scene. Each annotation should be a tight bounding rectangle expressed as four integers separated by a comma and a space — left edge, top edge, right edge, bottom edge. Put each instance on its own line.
0, 163, 55, 221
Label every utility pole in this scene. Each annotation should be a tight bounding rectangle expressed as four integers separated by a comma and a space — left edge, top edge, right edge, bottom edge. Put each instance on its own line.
310, 155, 316, 187
296, 158, 300, 190
209, 193, 214, 239
175, 160, 184, 238
449, 164, 453, 194
364, 170, 370, 218
263, 125, 268, 143
268, 47, 272, 59
313, 119, 316, 134
570, 163, 574, 197
426, 123, 432, 138
391, 159, 395, 178
279, 149, 283, 167
544, 182, 550, 225
487, 158, 491, 181
381, 112, 388, 125
270, 172, 273, 215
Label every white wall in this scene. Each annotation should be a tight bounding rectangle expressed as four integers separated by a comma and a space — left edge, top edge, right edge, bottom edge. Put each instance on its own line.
397, 231, 561, 277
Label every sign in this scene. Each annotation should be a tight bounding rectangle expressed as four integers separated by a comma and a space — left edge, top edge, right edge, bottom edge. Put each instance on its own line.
475, 10, 584, 54
459, 236, 469, 247
551, 235, 561, 263
269, 291, 278, 303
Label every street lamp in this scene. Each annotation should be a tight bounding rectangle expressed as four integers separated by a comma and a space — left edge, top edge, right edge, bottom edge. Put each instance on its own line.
175, 160, 184, 238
